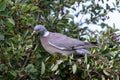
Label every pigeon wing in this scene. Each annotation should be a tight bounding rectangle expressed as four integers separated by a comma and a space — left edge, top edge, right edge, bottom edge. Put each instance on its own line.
48, 32, 95, 50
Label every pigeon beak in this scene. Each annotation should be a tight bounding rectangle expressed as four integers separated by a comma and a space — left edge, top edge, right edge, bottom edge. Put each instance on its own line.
32, 31, 36, 36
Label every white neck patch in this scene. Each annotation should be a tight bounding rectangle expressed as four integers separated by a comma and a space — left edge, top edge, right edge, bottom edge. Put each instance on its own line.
43, 31, 50, 37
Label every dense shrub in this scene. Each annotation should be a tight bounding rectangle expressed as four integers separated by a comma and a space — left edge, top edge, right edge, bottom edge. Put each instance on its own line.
0, 0, 120, 80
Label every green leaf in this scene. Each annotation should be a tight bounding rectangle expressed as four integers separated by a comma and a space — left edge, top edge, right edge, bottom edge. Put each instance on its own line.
31, 6, 39, 11
0, 64, 6, 71
0, 1, 6, 11
72, 64, 77, 74
84, 54, 88, 64
101, 49, 110, 54
56, 60, 63, 65
106, 4, 110, 9
65, 14, 74, 19
47, 15, 54, 21
9, 70, 17, 77
51, 60, 63, 71
0, 34, 4, 40
87, 64, 90, 70
102, 75, 105, 80
116, 1, 119, 5
26, 64, 33, 70
0, 11, 8, 16
41, 61, 45, 74
116, 75, 119, 80
26, 64, 37, 73
103, 70, 110, 76
51, 64, 58, 71
21, 4, 30, 13
101, 23, 107, 28
0, 20, 4, 24
8, 18, 15, 25
110, 8, 115, 12
7, 0, 14, 5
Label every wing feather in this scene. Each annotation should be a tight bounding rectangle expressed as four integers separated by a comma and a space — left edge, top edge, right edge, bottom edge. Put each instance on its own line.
48, 32, 93, 50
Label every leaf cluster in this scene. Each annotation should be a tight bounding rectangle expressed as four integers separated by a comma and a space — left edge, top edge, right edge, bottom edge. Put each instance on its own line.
0, 0, 120, 80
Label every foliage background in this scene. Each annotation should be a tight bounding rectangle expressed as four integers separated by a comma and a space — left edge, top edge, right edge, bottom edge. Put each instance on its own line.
0, 0, 120, 80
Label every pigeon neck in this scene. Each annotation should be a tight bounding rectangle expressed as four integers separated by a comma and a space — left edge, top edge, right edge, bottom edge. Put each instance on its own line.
43, 31, 50, 37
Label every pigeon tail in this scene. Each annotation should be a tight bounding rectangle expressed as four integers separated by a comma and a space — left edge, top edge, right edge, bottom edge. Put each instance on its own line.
75, 49, 91, 55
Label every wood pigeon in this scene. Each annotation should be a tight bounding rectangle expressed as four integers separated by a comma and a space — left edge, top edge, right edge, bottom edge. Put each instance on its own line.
32, 25, 97, 56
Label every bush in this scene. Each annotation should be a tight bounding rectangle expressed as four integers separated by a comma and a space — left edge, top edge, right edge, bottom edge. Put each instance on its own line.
0, 0, 120, 80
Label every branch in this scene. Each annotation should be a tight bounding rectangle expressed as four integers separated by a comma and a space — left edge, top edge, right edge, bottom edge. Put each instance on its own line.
16, 38, 35, 80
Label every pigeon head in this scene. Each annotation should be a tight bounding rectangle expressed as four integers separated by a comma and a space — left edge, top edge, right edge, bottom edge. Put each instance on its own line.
32, 25, 49, 37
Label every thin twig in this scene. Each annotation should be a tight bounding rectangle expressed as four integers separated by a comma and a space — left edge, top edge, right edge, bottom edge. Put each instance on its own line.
22, 49, 33, 68
16, 49, 33, 80
16, 38, 35, 80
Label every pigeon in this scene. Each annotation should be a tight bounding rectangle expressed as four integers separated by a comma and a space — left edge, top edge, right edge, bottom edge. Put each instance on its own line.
32, 25, 97, 56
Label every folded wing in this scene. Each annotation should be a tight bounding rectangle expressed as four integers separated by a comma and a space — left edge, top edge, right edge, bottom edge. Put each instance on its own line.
48, 32, 96, 51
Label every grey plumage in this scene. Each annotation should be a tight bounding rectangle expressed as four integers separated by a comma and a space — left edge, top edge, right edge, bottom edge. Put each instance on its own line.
32, 25, 97, 56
